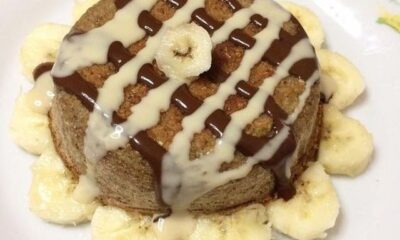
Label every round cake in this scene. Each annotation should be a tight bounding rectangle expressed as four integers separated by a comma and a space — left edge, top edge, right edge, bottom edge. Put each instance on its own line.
46, 0, 322, 214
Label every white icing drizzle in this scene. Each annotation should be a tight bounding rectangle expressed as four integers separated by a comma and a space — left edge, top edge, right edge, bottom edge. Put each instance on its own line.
26, 72, 55, 114
52, 0, 157, 77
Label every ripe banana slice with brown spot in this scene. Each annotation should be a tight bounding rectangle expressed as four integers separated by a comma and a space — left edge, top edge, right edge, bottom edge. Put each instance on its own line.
155, 23, 212, 80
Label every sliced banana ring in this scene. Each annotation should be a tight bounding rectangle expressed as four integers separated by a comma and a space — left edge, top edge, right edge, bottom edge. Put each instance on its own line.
155, 23, 212, 80
318, 104, 373, 177
317, 49, 365, 109
20, 23, 70, 81
10, 94, 52, 155
92, 204, 272, 240
30, 145, 99, 225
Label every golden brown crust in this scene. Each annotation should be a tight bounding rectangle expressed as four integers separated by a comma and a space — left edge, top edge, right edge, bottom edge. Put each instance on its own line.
49, 0, 322, 214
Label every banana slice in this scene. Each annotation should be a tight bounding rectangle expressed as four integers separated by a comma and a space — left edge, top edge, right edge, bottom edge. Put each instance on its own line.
20, 23, 70, 81
317, 49, 365, 110
10, 94, 52, 155
92, 204, 272, 240
219, 204, 271, 240
318, 104, 373, 177
30, 145, 99, 225
155, 23, 212, 80
91, 206, 157, 240
278, 2, 325, 49
267, 163, 339, 240
73, 0, 99, 22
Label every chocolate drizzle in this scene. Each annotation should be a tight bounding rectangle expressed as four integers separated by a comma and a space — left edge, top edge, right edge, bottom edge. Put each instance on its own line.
171, 85, 203, 115
235, 80, 258, 99
289, 58, 318, 80
205, 60, 231, 83
108, 41, 132, 71
230, 29, 256, 49
33, 62, 54, 81
167, 0, 187, 9
224, 0, 242, 12
53, 72, 98, 111
138, 11, 163, 36
250, 14, 268, 28
205, 110, 231, 138
114, 0, 132, 10
191, 8, 223, 34
236, 97, 290, 157
130, 131, 168, 206
263, 17, 307, 67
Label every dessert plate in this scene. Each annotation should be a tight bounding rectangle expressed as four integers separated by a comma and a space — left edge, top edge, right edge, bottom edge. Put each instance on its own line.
0, 0, 399, 239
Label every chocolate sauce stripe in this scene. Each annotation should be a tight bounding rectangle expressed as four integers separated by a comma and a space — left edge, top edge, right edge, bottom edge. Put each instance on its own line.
191, 8, 223, 35
53, 72, 98, 112
129, 131, 168, 207
224, 0, 242, 12
33, 62, 54, 81
138, 10, 163, 36
108, 41, 133, 71
114, 0, 132, 10
205, 14, 270, 83
229, 29, 256, 49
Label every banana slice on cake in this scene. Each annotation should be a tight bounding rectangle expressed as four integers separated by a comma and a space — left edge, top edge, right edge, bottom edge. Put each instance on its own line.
30, 145, 99, 225
278, 2, 325, 49
20, 23, 70, 81
10, 94, 52, 155
73, 0, 100, 22
267, 163, 339, 240
92, 204, 272, 240
318, 104, 373, 177
317, 49, 365, 109
155, 23, 212, 80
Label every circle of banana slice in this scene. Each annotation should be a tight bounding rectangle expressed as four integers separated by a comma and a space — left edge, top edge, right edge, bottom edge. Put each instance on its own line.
155, 23, 213, 80
12, 1, 374, 239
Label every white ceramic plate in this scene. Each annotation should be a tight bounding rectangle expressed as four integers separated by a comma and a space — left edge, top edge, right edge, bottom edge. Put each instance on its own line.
0, 0, 399, 239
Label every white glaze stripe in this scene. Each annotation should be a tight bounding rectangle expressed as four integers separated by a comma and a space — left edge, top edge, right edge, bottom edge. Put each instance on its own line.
162, 0, 291, 207
211, 8, 253, 45
53, 0, 157, 77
